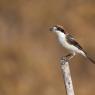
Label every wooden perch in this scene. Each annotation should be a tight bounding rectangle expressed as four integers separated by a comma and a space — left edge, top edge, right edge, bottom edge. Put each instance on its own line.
60, 57, 75, 95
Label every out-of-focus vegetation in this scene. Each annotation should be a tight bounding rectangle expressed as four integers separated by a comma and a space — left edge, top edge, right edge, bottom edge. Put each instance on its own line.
0, 0, 95, 95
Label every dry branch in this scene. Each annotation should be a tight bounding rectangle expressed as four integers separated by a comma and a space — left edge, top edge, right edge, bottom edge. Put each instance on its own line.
60, 57, 75, 95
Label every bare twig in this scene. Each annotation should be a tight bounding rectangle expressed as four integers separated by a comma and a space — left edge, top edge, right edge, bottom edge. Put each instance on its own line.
60, 57, 75, 95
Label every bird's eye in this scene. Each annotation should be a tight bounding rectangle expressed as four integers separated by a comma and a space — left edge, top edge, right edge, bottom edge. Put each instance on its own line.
57, 27, 64, 32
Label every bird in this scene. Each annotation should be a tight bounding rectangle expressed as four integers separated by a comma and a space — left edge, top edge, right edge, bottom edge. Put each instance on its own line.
50, 25, 95, 64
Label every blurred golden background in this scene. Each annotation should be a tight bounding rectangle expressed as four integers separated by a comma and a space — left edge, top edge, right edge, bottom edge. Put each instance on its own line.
0, 0, 95, 95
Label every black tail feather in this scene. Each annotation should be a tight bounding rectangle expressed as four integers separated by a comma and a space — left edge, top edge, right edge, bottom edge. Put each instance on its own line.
86, 56, 95, 64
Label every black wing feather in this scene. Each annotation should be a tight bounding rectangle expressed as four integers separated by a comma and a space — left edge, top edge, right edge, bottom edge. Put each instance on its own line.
66, 34, 83, 50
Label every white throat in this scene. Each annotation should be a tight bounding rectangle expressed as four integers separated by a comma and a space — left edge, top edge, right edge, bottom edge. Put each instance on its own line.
55, 31, 66, 39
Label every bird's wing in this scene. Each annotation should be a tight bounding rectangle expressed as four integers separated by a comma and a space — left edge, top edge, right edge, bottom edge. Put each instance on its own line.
66, 34, 83, 50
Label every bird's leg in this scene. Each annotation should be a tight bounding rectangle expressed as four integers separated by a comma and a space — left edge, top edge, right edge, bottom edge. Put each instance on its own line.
60, 53, 72, 62
66, 53, 73, 58
62, 53, 75, 60
61, 53, 75, 62
67, 52, 75, 60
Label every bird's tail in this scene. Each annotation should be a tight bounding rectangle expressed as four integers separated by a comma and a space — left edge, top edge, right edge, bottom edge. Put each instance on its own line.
86, 55, 95, 64
81, 50, 95, 64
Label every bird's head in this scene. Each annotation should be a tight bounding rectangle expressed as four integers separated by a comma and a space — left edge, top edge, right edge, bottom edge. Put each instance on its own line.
50, 25, 66, 34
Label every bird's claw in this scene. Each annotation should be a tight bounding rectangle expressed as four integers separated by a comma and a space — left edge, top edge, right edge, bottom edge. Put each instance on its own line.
60, 56, 69, 64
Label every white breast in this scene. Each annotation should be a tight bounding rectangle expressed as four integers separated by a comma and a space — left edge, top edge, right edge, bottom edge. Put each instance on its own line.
58, 32, 75, 51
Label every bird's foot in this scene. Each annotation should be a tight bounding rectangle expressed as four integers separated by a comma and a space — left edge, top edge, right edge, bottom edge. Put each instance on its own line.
60, 53, 75, 64
60, 56, 69, 64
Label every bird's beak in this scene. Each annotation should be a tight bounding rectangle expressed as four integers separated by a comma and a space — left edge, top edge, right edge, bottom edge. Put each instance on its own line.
49, 27, 53, 31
